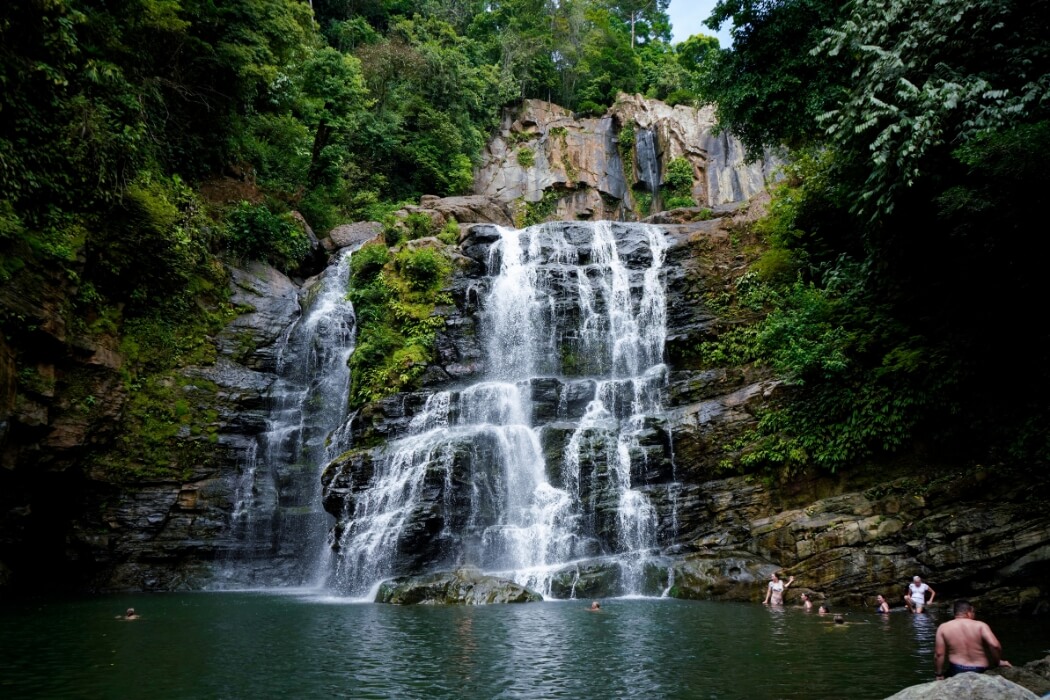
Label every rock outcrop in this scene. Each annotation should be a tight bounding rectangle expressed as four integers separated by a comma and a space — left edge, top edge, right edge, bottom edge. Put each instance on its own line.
884, 673, 1038, 700
611, 94, 779, 207
473, 96, 780, 222
991, 655, 1050, 697
376, 568, 543, 605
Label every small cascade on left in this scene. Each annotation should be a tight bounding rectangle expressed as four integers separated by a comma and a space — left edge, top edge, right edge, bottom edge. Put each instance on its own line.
221, 249, 356, 588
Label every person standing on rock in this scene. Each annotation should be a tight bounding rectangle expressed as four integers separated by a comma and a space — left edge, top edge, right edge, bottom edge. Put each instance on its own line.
763, 572, 795, 605
904, 575, 936, 613
934, 599, 1011, 680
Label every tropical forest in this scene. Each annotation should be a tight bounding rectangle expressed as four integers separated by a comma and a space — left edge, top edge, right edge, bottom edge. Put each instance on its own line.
1, 1, 1049, 697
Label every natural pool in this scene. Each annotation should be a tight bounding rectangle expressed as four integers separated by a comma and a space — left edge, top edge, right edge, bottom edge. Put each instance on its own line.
1, 593, 1046, 699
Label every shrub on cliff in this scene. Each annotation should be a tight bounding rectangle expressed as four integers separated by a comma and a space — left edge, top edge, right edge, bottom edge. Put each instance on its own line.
223, 202, 310, 273
348, 242, 452, 407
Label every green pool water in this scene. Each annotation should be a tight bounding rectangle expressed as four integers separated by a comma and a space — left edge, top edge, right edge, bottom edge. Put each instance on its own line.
1, 592, 1046, 699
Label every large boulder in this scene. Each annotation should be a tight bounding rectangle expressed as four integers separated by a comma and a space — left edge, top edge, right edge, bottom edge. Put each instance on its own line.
324, 221, 382, 251
990, 655, 1050, 697
418, 194, 516, 227
375, 568, 543, 605
665, 553, 778, 602
884, 673, 1038, 699
216, 262, 300, 372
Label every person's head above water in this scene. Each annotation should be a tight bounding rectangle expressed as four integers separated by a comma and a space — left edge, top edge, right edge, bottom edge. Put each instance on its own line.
590, 601, 600, 610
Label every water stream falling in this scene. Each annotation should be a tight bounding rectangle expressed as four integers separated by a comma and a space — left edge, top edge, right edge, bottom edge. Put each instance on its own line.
331, 222, 670, 598
226, 249, 357, 586
635, 128, 661, 210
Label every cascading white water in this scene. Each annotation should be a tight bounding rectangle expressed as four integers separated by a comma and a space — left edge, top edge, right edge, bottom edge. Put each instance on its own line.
227, 249, 356, 586
332, 222, 669, 598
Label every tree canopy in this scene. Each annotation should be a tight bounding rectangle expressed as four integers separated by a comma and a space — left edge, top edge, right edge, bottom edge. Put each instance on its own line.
699, 0, 1050, 471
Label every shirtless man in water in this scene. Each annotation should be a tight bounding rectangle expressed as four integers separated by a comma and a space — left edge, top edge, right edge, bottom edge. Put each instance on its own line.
934, 600, 1011, 680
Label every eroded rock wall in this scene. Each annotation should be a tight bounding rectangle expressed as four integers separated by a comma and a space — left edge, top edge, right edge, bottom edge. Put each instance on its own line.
473, 95, 781, 222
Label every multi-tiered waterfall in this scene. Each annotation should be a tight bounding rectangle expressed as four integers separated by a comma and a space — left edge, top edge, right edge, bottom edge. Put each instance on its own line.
324, 222, 674, 599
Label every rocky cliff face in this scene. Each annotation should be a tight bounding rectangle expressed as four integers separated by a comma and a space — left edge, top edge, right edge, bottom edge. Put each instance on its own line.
1, 95, 1048, 611
315, 209, 1050, 611
473, 95, 779, 222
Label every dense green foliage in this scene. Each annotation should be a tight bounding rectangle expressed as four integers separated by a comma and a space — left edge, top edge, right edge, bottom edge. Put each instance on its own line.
661, 157, 696, 209
224, 202, 310, 272
702, 0, 849, 157
700, 0, 1050, 473
347, 242, 452, 407
1, 0, 725, 483
1, 0, 715, 291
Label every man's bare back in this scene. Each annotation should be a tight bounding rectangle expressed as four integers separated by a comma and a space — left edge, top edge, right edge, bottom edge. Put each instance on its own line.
934, 600, 1010, 680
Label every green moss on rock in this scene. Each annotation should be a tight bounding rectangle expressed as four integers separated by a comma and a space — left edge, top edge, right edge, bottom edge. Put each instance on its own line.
348, 241, 453, 408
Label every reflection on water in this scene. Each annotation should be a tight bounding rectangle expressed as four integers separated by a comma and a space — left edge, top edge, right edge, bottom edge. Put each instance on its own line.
1, 594, 1046, 700
908, 611, 938, 670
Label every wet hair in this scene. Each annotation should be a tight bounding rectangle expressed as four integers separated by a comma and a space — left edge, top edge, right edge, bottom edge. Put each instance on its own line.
834, 614, 845, 624
953, 600, 974, 616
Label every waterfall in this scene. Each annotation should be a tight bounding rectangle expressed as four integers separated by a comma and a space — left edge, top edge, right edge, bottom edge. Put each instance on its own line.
226, 249, 356, 587
331, 222, 671, 598
636, 129, 661, 211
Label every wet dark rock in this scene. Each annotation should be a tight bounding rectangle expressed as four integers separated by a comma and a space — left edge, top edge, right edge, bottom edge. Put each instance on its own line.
217, 263, 301, 373
549, 560, 624, 599
376, 568, 543, 604
663, 553, 775, 601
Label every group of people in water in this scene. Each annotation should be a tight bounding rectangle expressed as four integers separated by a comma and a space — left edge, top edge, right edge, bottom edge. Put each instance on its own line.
763, 573, 937, 616
759, 571, 1012, 680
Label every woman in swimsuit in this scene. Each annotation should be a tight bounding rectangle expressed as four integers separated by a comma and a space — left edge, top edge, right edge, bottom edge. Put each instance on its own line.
763, 572, 795, 605
876, 595, 890, 613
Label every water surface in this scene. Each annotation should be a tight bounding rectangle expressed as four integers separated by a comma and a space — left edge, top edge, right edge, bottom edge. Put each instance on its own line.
1, 594, 1046, 699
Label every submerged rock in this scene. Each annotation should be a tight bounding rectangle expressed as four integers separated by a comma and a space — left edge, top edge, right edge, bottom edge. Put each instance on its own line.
375, 568, 543, 605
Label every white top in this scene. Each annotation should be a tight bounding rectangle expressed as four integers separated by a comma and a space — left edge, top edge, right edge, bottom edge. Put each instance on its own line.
909, 582, 929, 603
